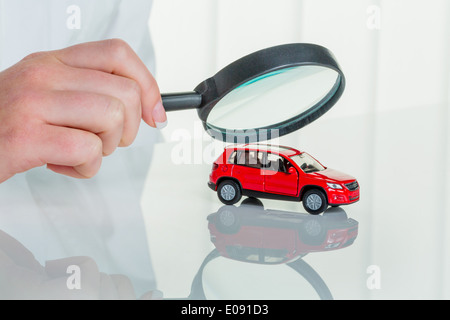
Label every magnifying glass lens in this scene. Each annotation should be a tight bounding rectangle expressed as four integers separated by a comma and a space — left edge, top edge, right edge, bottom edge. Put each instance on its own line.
161, 44, 345, 142
206, 65, 340, 131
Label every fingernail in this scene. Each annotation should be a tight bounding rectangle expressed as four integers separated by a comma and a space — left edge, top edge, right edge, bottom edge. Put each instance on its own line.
156, 120, 168, 129
152, 101, 167, 129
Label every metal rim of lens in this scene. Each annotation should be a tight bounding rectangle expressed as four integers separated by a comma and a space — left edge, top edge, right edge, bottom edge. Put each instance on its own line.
204, 72, 343, 143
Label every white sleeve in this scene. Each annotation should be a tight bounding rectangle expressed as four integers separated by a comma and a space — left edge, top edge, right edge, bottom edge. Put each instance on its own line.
0, 0, 155, 72
0, 0, 158, 296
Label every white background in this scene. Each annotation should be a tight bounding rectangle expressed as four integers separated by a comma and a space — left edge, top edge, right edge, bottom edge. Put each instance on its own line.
141, 0, 450, 299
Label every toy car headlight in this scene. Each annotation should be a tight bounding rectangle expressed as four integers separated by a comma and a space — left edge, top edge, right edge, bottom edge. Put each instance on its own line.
327, 183, 343, 189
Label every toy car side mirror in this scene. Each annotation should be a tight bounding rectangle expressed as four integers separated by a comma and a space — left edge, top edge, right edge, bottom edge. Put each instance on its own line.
288, 167, 296, 175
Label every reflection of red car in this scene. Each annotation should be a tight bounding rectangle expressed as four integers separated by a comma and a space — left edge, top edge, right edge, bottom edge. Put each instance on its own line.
208, 144, 360, 214
208, 202, 359, 264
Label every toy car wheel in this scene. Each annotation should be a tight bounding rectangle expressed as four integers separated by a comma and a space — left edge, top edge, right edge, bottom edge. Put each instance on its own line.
323, 207, 348, 220
299, 218, 327, 245
215, 206, 241, 234
241, 197, 264, 208
217, 180, 242, 205
302, 189, 328, 215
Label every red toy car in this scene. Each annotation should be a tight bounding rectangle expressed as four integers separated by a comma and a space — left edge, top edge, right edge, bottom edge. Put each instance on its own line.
208, 144, 360, 214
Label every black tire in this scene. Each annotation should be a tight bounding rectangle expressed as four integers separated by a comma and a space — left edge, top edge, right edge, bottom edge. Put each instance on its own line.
322, 207, 348, 221
302, 189, 328, 215
241, 197, 264, 208
217, 180, 242, 205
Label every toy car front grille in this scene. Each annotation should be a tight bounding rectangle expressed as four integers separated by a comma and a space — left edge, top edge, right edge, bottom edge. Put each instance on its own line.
345, 181, 359, 191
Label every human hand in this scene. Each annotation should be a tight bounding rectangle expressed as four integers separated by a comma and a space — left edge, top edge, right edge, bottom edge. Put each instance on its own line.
0, 230, 162, 300
0, 39, 166, 183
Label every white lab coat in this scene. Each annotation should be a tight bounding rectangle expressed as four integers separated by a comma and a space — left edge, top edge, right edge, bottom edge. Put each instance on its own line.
0, 0, 159, 296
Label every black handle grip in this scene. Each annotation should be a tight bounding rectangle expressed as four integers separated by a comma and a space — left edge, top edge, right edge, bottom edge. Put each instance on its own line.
161, 92, 202, 112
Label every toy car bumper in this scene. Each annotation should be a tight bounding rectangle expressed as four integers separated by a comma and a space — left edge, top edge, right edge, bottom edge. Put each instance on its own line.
208, 181, 216, 191
327, 189, 360, 205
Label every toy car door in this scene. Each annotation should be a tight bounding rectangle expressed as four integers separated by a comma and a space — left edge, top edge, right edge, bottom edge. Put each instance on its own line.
232, 150, 264, 192
262, 152, 298, 196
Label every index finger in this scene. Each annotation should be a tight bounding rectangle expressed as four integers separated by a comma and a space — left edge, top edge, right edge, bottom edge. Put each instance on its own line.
53, 39, 162, 127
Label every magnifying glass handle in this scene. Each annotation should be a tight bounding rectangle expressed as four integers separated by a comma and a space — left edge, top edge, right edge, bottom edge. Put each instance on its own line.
161, 91, 202, 112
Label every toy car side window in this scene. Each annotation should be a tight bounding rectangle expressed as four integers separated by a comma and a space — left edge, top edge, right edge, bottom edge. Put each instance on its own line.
257, 151, 265, 166
228, 151, 237, 164
236, 150, 263, 169
265, 153, 287, 172
284, 159, 297, 172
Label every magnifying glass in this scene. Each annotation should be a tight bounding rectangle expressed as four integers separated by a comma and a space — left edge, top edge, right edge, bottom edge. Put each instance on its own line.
161, 43, 345, 142
178, 249, 333, 300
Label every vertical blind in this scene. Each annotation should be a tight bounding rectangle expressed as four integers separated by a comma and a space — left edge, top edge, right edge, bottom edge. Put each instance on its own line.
145, 0, 450, 298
